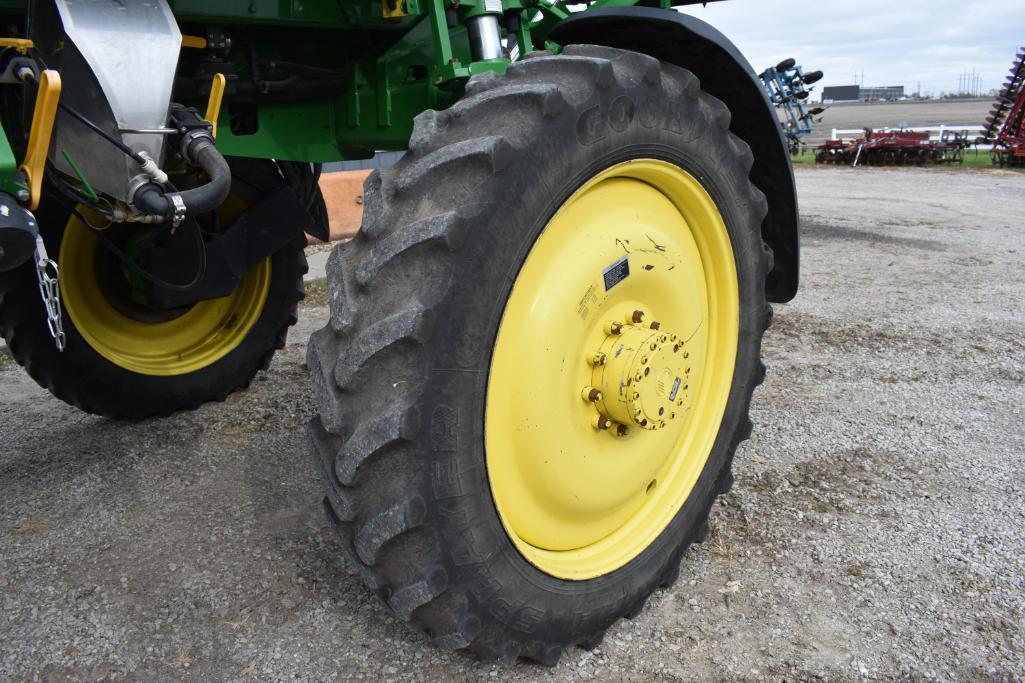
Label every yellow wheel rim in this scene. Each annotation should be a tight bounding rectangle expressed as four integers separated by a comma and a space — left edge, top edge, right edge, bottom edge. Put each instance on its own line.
59, 214, 271, 377
485, 159, 739, 580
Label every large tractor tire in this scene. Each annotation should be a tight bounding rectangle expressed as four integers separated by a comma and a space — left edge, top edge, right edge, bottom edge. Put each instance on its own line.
0, 160, 309, 419
308, 45, 772, 664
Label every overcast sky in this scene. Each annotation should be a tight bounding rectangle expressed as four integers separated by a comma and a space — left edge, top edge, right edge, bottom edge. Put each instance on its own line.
675, 0, 1022, 100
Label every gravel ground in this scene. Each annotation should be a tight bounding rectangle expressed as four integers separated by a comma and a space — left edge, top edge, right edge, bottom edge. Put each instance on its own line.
2, 166, 1024, 680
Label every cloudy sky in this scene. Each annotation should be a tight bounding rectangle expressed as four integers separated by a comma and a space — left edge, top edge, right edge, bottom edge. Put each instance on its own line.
675, 0, 1022, 100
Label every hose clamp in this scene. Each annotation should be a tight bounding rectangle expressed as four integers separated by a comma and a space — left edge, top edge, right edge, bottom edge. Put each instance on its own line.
126, 174, 152, 206
170, 193, 187, 229
180, 129, 214, 165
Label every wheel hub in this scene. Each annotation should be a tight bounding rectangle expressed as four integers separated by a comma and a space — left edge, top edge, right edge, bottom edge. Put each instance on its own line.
584, 311, 689, 434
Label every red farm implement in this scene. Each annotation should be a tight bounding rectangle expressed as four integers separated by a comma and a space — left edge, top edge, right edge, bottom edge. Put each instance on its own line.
981, 47, 1025, 167
815, 128, 969, 167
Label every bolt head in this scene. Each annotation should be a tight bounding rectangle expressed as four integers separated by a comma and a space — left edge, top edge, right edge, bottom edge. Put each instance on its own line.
605, 321, 624, 335
630, 309, 645, 323
589, 352, 607, 366
16, 189, 29, 202
650, 321, 661, 331
582, 387, 602, 402
615, 424, 629, 437
592, 415, 612, 430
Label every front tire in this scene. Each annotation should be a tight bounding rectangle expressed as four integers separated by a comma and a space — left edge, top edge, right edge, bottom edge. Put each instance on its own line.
308, 45, 772, 664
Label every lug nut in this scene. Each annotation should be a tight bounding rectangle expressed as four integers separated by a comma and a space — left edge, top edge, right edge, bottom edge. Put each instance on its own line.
615, 424, 629, 437
582, 387, 602, 402
630, 309, 645, 323
592, 415, 612, 430
604, 321, 624, 335
650, 321, 661, 331
588, 351, 607, 366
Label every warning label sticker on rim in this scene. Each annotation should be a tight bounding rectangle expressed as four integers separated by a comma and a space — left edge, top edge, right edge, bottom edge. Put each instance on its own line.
669, 377, 682, 402
603, 255, 630, 291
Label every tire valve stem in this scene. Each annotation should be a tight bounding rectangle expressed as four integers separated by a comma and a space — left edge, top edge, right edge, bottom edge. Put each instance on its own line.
582, 387, 602, 402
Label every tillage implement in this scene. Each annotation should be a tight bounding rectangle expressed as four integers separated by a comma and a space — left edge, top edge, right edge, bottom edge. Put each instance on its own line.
981, 46, 1025, 167
0, 0, 800, 663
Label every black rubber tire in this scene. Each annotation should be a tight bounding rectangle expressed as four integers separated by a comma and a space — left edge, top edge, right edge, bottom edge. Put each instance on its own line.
308, 45, 772, 665
803, 70, 823, 85
776, 57, 796, 72
0, 160, 308, 419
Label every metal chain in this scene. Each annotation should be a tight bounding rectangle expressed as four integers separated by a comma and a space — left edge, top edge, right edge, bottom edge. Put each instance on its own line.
33, 236, 65, 352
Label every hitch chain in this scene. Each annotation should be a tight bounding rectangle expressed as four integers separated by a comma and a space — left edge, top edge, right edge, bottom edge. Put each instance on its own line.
33, 236, 65, 351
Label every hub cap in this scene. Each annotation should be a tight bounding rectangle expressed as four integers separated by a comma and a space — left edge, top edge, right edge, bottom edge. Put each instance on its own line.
485, 159, 739, 580
588, 314, 689, 433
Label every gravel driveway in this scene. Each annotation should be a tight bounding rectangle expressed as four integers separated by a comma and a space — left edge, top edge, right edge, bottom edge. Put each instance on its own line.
2, 166, 1023, 680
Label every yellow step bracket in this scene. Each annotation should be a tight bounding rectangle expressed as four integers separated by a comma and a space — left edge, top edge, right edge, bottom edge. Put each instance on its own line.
20, 69, 61, 211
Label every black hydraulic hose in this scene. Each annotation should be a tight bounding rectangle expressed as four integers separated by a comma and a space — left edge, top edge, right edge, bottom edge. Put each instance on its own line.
133, 137, 231, 221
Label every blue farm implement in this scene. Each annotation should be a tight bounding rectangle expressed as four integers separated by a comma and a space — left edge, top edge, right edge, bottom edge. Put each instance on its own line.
760, 57, 825, 155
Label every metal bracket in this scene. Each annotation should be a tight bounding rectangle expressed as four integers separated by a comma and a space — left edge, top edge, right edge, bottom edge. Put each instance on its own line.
204, 73, 226, 138
19, 69, 62, 211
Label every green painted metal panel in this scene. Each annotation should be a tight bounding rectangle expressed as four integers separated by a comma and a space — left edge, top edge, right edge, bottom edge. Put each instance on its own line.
0, 123, 18, 195
0, 0, 643, 165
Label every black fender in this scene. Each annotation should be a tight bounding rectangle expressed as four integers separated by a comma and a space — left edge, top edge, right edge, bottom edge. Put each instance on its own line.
550, 8, 799, 303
